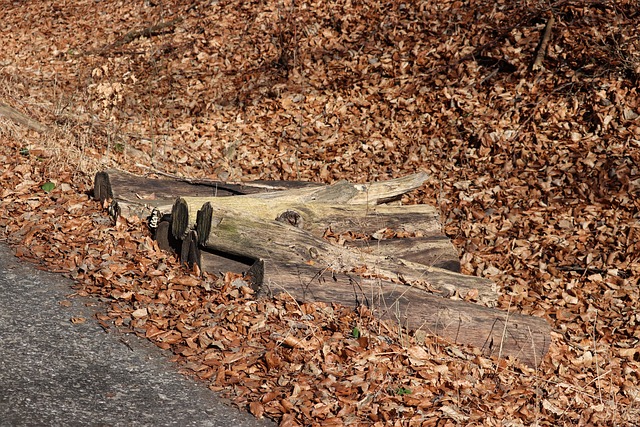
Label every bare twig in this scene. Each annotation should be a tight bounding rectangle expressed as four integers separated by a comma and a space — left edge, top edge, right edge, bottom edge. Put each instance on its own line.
532, 14, 555, 71
92, 17, 184, 55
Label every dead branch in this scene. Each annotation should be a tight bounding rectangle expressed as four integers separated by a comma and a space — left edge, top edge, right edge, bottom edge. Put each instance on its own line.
96, 17, 184, 54
532, 14, 555, 71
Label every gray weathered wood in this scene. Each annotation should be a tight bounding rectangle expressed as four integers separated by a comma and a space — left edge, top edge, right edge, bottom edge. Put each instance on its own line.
198, 205, 497, 306
346, 236, 460, 272
171, 172, 429, 238
93, 169, 320, 220
92, 169, 550, 367
248, 258, 548, 368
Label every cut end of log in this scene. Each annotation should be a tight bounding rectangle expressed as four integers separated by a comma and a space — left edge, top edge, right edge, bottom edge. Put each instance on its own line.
196, 202, 213, 246
93, 171, 113, 201
171, 197, 189, 240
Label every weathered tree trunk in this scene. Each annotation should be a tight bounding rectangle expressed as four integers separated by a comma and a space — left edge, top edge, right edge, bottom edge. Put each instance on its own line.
175, 198, 442, 239
345, 236, 460, 272
92, 169, 321, 220
93, 169, 551, 367
195, 205, 497, 306
241, 259, 549, 368
171, 172, 429, 238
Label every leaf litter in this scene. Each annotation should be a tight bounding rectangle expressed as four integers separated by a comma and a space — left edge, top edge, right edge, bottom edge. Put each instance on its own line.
1, 0, 640, 425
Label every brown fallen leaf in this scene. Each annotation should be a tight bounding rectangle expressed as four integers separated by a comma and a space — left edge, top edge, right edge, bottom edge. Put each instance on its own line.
131, 307, 148, 318
249, 401, 265, 419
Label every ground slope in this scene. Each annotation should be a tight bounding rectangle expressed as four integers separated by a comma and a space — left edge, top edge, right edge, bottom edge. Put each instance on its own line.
1, 0, 639, 425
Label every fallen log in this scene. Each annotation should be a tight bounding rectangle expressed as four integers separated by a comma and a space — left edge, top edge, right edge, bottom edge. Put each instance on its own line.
193, 204, 498, 306
176, 197, 443, 241
242, 259, 549, 368
195, 228, 460, 275
240, 171, 428, 205
171, 172, 429, 239
345, 236, 460, 272
92, 169, 321, 220
92, 170, 550, 367
95, 169, 458, 273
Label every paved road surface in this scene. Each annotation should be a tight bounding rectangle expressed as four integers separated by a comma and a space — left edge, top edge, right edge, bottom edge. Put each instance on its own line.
0, 243, 274, 427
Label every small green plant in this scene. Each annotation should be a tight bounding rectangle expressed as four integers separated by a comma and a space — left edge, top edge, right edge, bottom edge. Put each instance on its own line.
113, 142, 125, 153
352, 327, 361, 338
41, 182, 55, 193
395, 387, 412, 396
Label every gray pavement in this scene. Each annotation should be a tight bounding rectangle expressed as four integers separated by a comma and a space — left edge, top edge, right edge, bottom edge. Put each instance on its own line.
0, 243, 274, 427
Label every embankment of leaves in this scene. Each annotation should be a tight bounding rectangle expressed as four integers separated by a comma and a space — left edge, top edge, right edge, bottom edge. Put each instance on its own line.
1, 0, 640, 425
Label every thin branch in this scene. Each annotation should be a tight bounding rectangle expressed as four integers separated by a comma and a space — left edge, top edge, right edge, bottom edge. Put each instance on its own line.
532, 14, 556, 71
90, 17, 184, 55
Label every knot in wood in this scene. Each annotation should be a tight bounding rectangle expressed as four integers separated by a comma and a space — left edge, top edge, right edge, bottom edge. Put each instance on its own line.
275, 210, 304, 228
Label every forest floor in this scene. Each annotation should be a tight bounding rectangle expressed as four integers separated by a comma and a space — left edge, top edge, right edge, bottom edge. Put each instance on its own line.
0, 0, 639, 425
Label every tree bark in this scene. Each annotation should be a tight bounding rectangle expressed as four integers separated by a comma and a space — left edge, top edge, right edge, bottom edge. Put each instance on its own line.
92, 169, 550, 367
185, 199, 451, 243
171, 172, 430, 239
345, 236, 460, 272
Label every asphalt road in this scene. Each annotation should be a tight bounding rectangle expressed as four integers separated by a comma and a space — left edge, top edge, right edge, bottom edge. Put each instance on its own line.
0, 243, 274, 427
